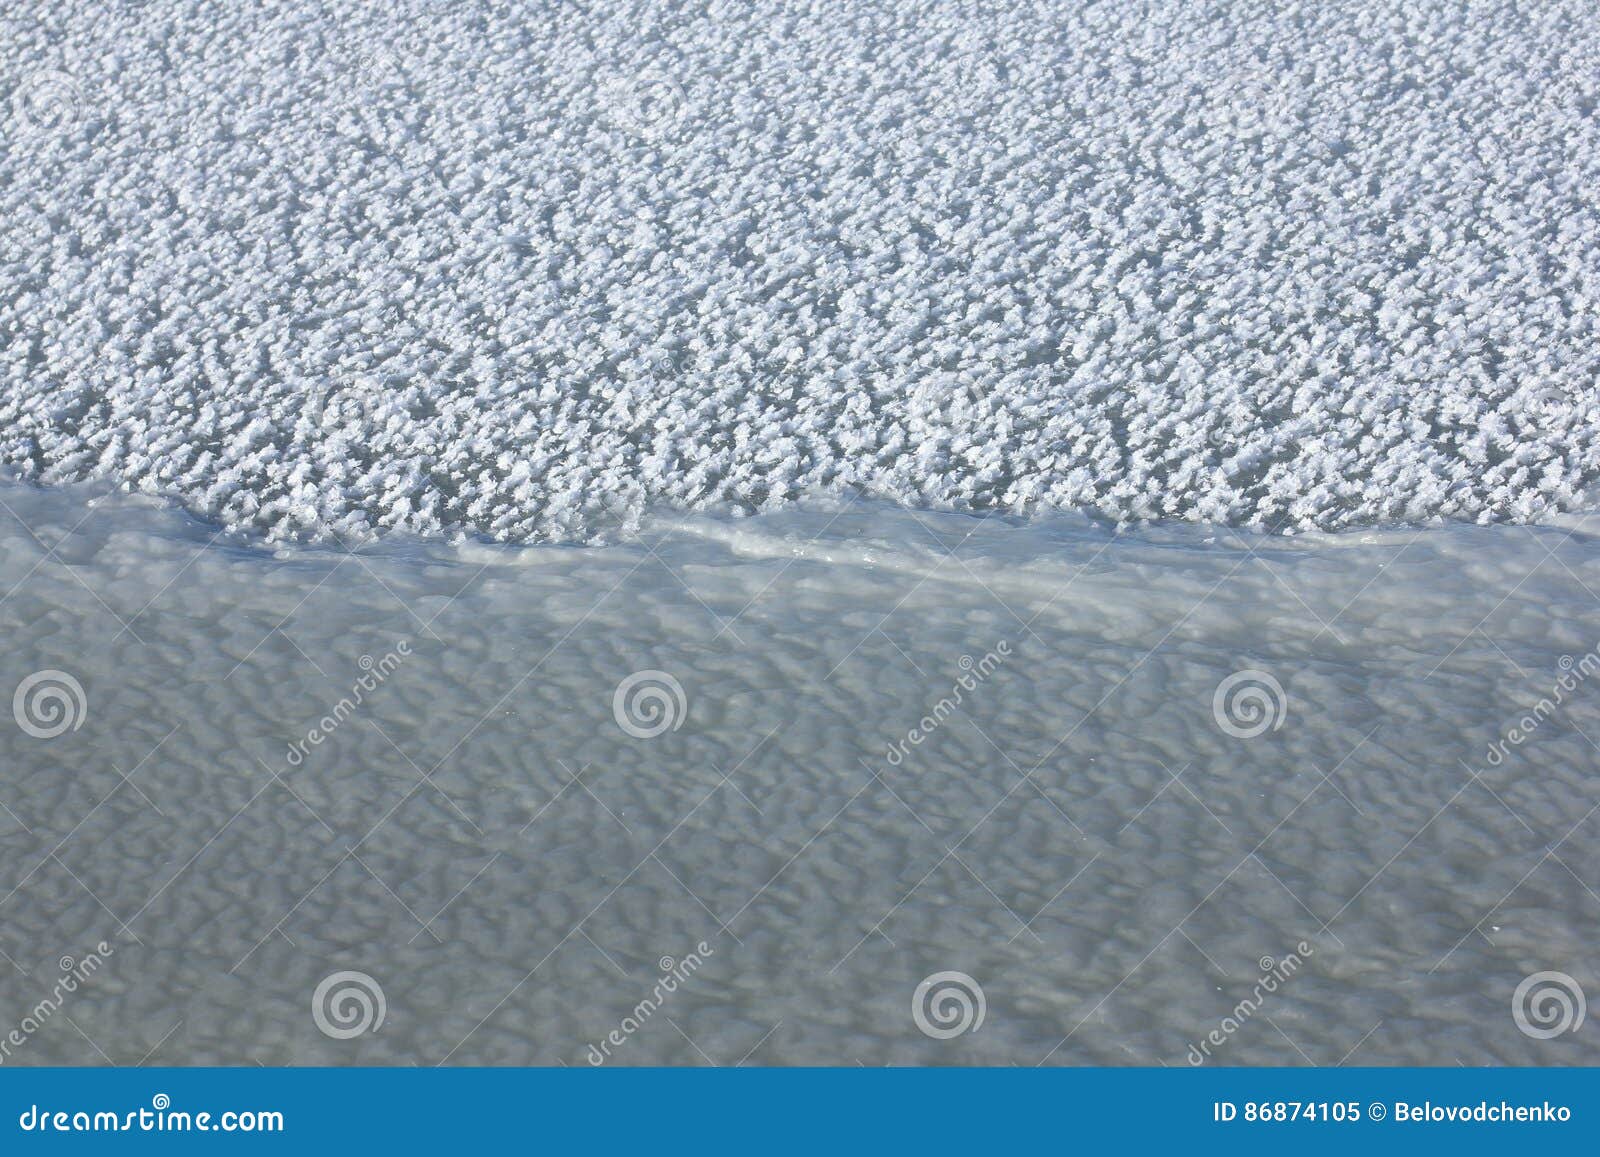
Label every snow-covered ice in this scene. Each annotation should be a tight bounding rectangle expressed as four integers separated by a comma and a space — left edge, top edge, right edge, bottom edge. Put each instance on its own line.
2, 0, 1598, 1069
0, 479, 1596, 1065
1, 0, 1598, 542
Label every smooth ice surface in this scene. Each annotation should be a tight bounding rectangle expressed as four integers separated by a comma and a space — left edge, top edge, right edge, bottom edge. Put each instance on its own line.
0, 479, 1596, 1066
2, 0, 1599, 542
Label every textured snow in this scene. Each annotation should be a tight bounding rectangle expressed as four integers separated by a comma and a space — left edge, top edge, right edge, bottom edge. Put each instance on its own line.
2, 0, 1599, 543
1, 479, 1597, 1065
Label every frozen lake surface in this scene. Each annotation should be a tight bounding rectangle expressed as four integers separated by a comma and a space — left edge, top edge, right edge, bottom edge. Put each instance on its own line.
2, 0, 1598, 1068
0, 479, 1595, 1066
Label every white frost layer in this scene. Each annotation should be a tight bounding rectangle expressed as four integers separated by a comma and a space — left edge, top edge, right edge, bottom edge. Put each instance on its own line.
0, 481, 1596, 1065
1, 1, 1598, 542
